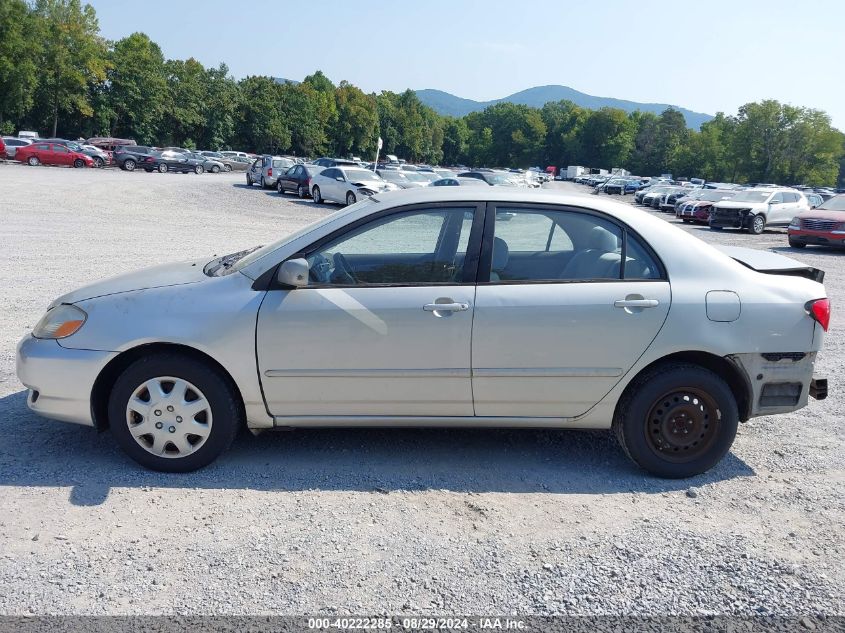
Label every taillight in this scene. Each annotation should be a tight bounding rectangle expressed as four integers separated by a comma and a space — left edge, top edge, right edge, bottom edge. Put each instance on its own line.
806, 298, 830, 332
268, 168, 273, 177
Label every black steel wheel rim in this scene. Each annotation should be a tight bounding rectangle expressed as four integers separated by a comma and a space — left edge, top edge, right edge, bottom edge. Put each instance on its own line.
644, 387, 721, 463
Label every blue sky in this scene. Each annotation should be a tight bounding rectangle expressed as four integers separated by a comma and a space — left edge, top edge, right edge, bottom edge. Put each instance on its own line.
87, 0, 845, 129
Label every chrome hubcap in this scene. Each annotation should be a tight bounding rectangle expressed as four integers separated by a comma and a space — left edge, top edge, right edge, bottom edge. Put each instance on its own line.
126, 376, 212, 458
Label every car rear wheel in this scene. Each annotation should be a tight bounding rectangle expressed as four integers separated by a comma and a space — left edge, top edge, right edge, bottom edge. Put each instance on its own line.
277, 180, 285, 194
73, 158, 85, 168
788, 239, 806, 248
94, 157, 104, 168
210, 165, 220, 173
246, 173, 252, 186
224, 164, 232, 172
108, 353, 243, 472
124, 159, 136, 171
749, 214, 766, 235
297, 184, 306, 198
346, 191, 356, 206
312, 186, 323, 204
27, 156, 40, 166
613, 363, 739, 478
194, 164, 204, 175
158, 164, 168, 174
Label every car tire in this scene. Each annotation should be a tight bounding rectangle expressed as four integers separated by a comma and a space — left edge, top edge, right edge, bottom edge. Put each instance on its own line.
211, 165, 220, 173
788, 239, 806, 248
260, 176, 266, 189
246, 173, 252, 186
749, 214, 766, 235
158, 164, 168, 174
312, 186, 323, 204
124, 159, 136, 171
346, 191, 356, 206
194, 164, 204, 175
613, 362, 739, 479
27, 156, 40, 166
277, 180, 285, 194
73, 158, 85, 168
94, 157, 104, 168
297, 184, 306, 198
108, 353, 243, 473
224, 164, 232, 172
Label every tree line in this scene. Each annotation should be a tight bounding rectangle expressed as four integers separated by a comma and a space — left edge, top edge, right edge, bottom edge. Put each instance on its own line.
2, 0, 844, 186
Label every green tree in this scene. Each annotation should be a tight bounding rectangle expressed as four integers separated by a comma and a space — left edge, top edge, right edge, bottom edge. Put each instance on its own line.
578, 107, 635, 169
32, 0, 107, 137
441, 117, 469, 165
236, 75, 290, 153
107, 32, 167, 143
331, 81, 378, 158
162, 57, 207, 146
0, 0, 40, 131
540, 100, 587, 168
201, 63, 239, 150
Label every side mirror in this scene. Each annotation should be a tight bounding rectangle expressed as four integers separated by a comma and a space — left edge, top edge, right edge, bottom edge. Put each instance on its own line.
336, 176, 344, 182
277, 258, 310, 288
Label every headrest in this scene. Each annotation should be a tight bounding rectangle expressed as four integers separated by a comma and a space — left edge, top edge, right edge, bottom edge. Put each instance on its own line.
492, 237, 510, 270
587, 226, 619, 252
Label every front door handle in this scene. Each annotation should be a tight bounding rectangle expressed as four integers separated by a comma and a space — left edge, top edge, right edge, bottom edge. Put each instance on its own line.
614, 299, 659, 308
423, 302, 469, 312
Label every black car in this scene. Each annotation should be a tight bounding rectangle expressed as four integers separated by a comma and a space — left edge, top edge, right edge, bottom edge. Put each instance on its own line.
114, 146, 156, 171
312, 157, 359, 168
147, 150, 206, 174
277, 164, 323, 198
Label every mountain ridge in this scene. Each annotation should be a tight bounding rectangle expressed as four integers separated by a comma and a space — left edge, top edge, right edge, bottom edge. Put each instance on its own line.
415, 85, 713, 129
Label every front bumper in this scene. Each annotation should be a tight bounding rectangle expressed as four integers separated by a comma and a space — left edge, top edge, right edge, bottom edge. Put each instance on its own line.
16, 335, 117, 426
788, 228, 845, 247
710, 212, 748, 229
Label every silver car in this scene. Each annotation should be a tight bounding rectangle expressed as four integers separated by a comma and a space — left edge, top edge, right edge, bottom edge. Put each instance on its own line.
246, 155, 296, 188
16, 189, 830, 475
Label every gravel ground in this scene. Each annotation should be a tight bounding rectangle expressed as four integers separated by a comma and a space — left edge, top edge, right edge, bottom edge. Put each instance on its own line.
0, 164, 843, 618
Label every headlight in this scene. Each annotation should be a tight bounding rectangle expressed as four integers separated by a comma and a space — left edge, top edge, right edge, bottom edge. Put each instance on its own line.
357, 187, 376, 196
32, 304, 87, 339
788, 217, 800, 229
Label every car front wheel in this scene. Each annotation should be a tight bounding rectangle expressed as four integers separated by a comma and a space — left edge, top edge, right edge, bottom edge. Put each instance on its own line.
194, 164, 204, 175
788, 238, 806, 248
749, 214, 766, 235
27, 156, 40, 166
158, 164, 168, 174
297, 184, 307, 198
277, 180, 285, 194
123, 159, 136, 171
346, 191, 356, 206
613, 362, 739, 478
108, 353, 243, 472
312, 186, 323, 204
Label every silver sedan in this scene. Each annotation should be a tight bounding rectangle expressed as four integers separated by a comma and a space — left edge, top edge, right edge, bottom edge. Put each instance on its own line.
17, 189, 830, 476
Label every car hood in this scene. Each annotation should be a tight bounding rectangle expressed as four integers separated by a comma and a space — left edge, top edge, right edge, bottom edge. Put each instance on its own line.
51, 259, 210, 307
714, 200, 766, 209
350, 179, 393, 191
795, 209, 845, 221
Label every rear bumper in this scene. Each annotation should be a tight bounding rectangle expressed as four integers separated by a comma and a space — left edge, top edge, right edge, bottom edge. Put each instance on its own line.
728, 352, 821, 418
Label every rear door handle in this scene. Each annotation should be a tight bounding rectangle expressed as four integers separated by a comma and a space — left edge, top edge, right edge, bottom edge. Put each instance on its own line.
614, 299, 659, 308
424, 302, 469, 312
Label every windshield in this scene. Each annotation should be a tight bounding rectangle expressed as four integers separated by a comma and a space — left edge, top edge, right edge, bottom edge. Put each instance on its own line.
699, 190, 735, 202
344, 168, 381, 182
403, 172, 429, 183
730, 190, 773, 203
379, 171, 407, 182
818, 194, 845, 211
224, 198, 379, 275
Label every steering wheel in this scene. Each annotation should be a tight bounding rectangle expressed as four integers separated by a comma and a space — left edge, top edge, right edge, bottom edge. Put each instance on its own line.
331, 252, 359, 284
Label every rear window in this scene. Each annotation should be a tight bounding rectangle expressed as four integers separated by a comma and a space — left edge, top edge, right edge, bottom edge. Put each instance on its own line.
273, 158, 293, 168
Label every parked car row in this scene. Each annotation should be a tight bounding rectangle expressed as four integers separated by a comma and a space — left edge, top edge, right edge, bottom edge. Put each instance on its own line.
623, 177, 845, 251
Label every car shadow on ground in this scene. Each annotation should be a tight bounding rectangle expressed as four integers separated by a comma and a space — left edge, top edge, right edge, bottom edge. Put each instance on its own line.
0, 390, 755, 506
771, 245, 845, 255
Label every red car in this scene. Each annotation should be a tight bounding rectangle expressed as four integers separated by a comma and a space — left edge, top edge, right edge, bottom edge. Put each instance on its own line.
788, 194, 845, 249
0, 136, 5, 159
675, 189, 736, 225
15, 141, 94, 168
